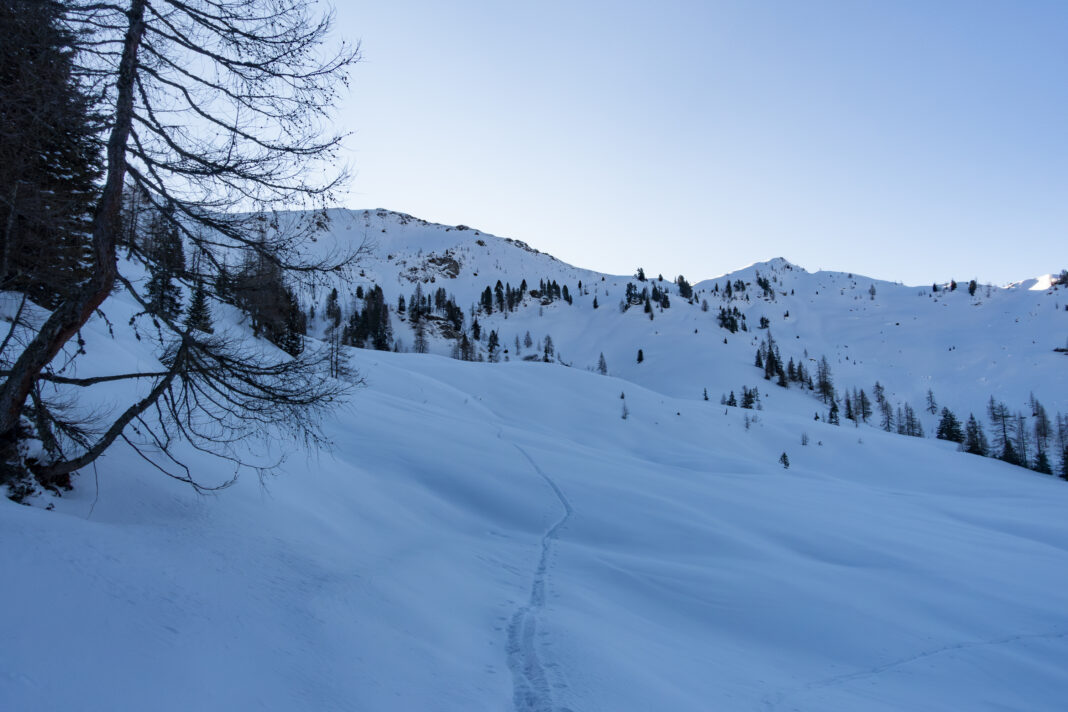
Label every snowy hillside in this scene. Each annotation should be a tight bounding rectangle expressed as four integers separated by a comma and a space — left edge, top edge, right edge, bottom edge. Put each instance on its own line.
3, 208, 1068, 711
306, 209, 1066, 437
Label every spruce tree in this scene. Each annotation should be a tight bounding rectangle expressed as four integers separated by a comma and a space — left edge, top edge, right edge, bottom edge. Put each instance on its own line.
963, 414, 988, 456
185, 280, 213, 333
144, 206, 186, 319
936, 408, 964, 443
0, 0, 102, 307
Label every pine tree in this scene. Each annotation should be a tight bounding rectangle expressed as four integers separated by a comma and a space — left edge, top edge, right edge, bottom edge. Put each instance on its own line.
636, 349, 644, 363
413, 317, 429, 354
858, 389, 872, 424
936, 407, 964, 443
816, 356, 834, 404
779, 452, 790, 469
987, 397, 1017, 464
925, 389, 937, 414
964, 414, 988, 456
597, 353, 608, 375
325, 287, 341, 327
144, 206, 186, 319
1, 0, 102, 307
1033, 449, 1053, 475
185, 279, 213, 333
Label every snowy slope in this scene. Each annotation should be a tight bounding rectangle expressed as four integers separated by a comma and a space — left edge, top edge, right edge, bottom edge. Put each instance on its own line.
305, 209, 1066, 432
3, 347, 1068, 711
2, 209, 1067, 711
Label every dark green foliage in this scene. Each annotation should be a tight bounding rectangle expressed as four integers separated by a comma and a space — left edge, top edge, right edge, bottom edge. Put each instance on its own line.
964, 414, 988, 456
144, 206, 186, 319
342, 285, 391, 351
636, 348, 644, 364
968, 279, 977, 296
233, 244, 306, 353
676, 275, 692, 300
0, 0, 102, 307
1033, 449, 1053, 475
717, 306, 743, 332
936, 408, 964, 443
185, 280, 213, 333
740, 386, 759, 409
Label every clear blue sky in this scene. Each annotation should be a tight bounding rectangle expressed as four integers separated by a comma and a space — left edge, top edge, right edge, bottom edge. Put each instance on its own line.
333, 1, 1067, 286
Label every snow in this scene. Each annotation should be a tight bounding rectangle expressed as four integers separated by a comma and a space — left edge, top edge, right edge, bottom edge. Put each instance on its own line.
2, 210, 1067, 710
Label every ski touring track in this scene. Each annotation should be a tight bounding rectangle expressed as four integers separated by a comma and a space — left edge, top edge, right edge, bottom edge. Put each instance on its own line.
504, 439, 575, 712
761, 629, 1068, 711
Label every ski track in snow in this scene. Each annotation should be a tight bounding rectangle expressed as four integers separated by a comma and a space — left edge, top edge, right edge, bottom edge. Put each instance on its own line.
504, 438, 575, 712
762, 629, 1068, 711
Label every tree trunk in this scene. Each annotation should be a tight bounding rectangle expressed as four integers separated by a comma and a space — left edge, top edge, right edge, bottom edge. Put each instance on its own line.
0, 0, 146, 470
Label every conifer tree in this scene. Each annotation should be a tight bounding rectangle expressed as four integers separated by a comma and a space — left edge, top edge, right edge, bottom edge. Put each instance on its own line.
185, 279, 213, 333
543, 334, 555, 362
963, 414, 988, 456
636, 348, 644, 364
925, 389, 937, 415
325, 287, 341, 328
144, 206, 186, 319
597, 353, 608, 375
816, 356, 834, 404
936, 407, 964, 443
0, 0, 101, 308
857, 389, 872, 424
413, 318, 429, 354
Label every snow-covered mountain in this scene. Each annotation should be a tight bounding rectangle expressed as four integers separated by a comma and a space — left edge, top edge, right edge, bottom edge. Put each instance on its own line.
308, 208, 1067, 432
3, 208, 1067, 711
